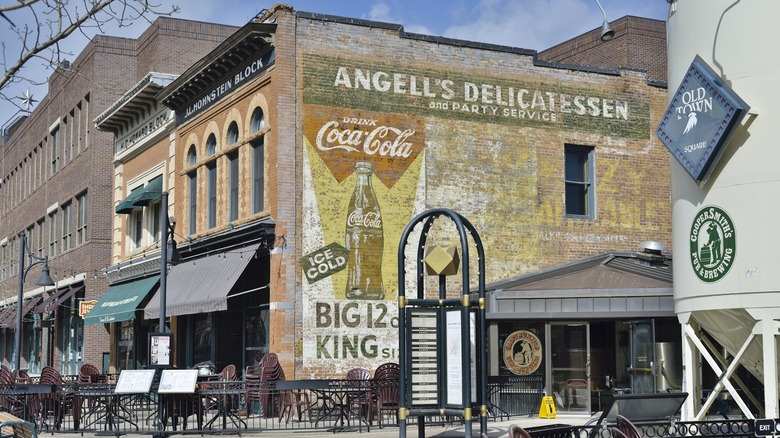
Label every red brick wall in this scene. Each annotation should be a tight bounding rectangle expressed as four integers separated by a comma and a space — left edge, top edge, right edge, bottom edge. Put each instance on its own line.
539, 16, 667, 84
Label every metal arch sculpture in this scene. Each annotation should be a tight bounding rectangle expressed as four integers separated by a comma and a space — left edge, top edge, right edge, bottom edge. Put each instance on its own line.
397, 208, 487, 438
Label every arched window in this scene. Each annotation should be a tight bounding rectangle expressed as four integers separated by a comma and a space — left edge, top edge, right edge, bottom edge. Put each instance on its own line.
250, 107, 265, 134
227, 122, 239, 145
188, 145, 197, 166
228, 151, 239, 222
206, 134, 217, 228
207, 134, 217, 156
187, 145, 198, 235
252, 137, 264, 214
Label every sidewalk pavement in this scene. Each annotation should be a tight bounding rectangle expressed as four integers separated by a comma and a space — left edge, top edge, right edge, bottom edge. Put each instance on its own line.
45, 415, 592, 438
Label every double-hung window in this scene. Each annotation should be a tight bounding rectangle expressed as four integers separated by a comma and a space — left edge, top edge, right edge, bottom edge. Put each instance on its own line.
61, 202, 72, 252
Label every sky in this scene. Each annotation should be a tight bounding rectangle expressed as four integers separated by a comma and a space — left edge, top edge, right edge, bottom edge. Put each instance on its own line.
0, 0, 669, 125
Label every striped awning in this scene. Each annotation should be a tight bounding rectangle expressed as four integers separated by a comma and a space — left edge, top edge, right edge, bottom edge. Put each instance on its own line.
143, 243, 259, 319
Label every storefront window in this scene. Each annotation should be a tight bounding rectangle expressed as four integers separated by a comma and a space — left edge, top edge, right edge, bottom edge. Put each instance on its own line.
116, 320, 135, 371
23, 321, 41, 373
497, 322, 545, 377
245, 308, 269, 368
192, 313, 213, 365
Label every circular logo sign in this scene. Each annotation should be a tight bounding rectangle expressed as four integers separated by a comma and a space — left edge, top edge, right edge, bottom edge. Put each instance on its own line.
690, 206, 736, 282
503, 330, 542, 375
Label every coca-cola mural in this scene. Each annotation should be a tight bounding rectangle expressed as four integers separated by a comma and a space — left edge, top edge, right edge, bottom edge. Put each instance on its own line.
299, 53, 656, 374
302, 106, 423, 371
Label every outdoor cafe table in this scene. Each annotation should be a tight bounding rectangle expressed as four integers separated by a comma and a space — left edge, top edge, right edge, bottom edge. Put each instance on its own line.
199, 378, 244, 430
71, 384, 138, 432
0, 384, 55, 424
274, 379, 373, 433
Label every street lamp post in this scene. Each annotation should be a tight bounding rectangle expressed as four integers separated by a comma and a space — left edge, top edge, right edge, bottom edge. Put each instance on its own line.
158, 191, 181, 336
15, 231, 55, 373
155, 191, 180, 436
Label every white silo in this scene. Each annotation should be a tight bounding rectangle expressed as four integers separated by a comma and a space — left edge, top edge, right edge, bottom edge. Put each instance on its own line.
665, 0, 780, 420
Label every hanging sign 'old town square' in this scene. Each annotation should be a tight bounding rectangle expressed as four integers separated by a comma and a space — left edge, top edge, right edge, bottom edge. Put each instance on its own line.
656, 55, 750, 185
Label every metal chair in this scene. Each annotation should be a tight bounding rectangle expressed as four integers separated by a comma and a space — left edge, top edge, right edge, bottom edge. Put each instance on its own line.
372, 362, 399, 428
244, 353, 283, 418
616, 415, 642, 438
509, 424, 532, 438
36, 367, 72, 431
345, 368, 373, 429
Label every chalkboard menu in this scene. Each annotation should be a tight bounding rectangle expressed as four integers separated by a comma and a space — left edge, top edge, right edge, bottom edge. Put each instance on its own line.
409, 309, 438, 407
115, 369, 156, 394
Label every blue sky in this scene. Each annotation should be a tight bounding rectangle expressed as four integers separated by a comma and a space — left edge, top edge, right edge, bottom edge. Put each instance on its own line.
0, 0, 668, 124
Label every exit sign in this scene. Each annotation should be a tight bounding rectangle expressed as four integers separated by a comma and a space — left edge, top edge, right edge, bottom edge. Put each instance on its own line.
755, 419, 776, 436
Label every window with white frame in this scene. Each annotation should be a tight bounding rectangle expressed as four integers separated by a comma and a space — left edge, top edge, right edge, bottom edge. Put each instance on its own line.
130, 207, 143, 250
0, 241, 7, 281
149, 199, 161, 244
48, 211, 58, 257
50, 128, 60, 176
76, 192, 87, 245
26, 225, 34, 259
123, 177, 162, 251
83, 94, 90, 149
61, 202, 72, 252
36, 219, 45, 255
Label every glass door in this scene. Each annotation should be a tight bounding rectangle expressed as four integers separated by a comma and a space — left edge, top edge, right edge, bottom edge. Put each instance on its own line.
550, 323, 591, 414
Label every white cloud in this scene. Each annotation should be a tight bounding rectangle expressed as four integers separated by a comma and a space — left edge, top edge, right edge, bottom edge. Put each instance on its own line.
444, 0, 594, 50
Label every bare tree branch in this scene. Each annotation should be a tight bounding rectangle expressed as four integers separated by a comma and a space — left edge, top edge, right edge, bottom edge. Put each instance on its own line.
0, 0, 179, 101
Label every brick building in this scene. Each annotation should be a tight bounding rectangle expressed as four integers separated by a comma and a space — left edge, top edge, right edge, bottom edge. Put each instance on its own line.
1, 4, 673, 412
0, 18, 236, 374
539, 16, 668, 84
95, 3, 673, 397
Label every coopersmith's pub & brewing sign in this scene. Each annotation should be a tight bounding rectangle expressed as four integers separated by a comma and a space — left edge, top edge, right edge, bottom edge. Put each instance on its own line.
656, 55, 750, 185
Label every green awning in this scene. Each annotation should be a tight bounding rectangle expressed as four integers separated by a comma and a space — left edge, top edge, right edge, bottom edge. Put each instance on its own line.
115, 186, 145, 214
132, 175, 162, 207
115, 176, 163, 214
85, 275, 159, 324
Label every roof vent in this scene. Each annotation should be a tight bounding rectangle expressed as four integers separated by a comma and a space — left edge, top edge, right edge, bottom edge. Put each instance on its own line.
637, 241, 669, 264
639, 240, 667, 255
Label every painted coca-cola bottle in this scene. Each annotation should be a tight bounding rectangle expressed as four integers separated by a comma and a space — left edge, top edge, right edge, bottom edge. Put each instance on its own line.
345, 162, 385, 300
